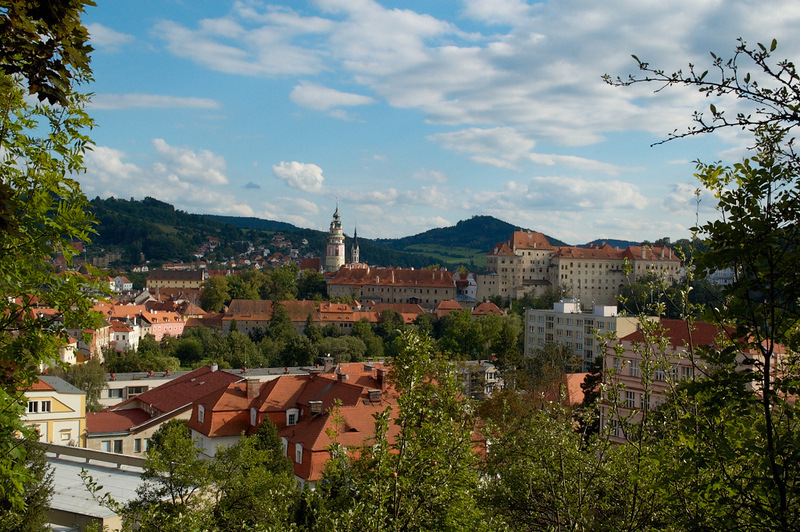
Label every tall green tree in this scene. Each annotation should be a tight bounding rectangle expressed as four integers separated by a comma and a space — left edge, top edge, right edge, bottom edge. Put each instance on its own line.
305, 331, 491, 531
0, 0, 99, 511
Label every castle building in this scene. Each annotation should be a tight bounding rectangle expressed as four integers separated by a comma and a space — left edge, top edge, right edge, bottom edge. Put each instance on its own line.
324, 206, 345, 273
479, 231, 682, 308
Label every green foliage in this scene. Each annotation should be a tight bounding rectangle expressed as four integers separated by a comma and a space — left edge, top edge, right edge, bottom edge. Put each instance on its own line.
200, 275, 229, 312
50, 358, 106, 412
0, 3, 100, 510
306, 331, 491, 531
297, 269, 327, 300
0, 438, 53, 532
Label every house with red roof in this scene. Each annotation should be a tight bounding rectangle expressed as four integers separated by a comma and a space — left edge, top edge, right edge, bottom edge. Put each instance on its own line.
187, 362, 396, 487
86, 365, 240, 456
327, 266, 457, 309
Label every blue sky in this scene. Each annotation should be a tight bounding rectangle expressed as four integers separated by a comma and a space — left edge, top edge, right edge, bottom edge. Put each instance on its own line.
78, 0, 800, 244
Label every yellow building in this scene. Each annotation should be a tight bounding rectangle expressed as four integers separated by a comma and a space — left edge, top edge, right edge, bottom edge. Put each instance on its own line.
22, 376, 86, 446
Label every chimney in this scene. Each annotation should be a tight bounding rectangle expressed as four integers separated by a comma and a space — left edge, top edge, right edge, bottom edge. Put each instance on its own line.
246, 378, 260, 400
661, 247, 665, 259
368, 389, 381, 402
210, 362, 218, 372
322, 356, 334, 372
337, 372, 348, 382
641, 247, 645, 259
309, 400, 323, 414
376, 368, 388, 390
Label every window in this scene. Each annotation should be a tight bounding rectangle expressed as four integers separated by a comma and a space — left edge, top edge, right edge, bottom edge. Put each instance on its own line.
135, 439, 142, 453
630, 360, 640, 378
281, 437, 288, 456
250, 407, 257, 426
113, 440, 123, 453
60, 430, 71, 442
27, 401, 38, 413
101, 440, 111, 452
109, 388, 123, 399
41, 401, 51, 412
197, 405, 205, 423
287, 408, 299, 426
625, 391, 636, 409
654, 368, 666, 381
295, 443, 303, 463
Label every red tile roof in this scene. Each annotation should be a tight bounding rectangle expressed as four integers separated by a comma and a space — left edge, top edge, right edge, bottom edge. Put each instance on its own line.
87, 408, 151, 434
27, 378, 55, 391
620, 319, 730, 348
113, 366, 240, 416
329, 267, 455, 288
472, 301, 504, 316
510, 231, 553, 250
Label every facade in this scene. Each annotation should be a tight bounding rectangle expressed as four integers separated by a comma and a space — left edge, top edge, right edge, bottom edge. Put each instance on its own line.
146, 269, 207, 291
601, 319, 724, 443
22, 376, 86, 446
324, 206, 346, 273
483, 231, 682, 307
327, 267, 457, 309
525, 300, 655, 371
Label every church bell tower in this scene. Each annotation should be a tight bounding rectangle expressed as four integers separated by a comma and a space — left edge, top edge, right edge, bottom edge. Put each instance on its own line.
325, 205, 345, 273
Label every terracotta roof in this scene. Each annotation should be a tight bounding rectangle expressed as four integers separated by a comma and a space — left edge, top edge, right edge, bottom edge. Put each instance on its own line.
328, 267, 455, 288
620, 319, 730, 348
147, 269, 205, 281
26, 378, 55, 391
86, 408, 151, 434
620, 245, 680, 262
488, 242, 515, 256
113, 366, 240, 416
510, 230, 553, 250
552, 245, 622, 260
472, 301, 504, 316
299, 258, 321, 271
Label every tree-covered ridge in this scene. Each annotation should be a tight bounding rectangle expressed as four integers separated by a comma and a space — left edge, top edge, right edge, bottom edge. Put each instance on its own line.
88, 196, 440, 269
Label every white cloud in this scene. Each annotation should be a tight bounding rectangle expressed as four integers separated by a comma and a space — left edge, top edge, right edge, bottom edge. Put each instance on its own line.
272, 161, 327, 193
86, 23, 134, 50
462, 0, 534, 26
412, 169, 447, 183
90, 93, 221, 110
662, 183, 717, 213
152, 139, 229, 185
290, 82, 375, 111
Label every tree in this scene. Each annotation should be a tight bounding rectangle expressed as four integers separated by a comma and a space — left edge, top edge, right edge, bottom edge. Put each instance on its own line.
609, 39, 800, 531
270, 301, 298, 342
439, 308, 482, 360
211, 423, 298, 530
0, 0, 99, 511
297, 269, 327, 300
50, 358, 106, 412
132, 420, 210, 529
0, 438, 53, 532
305, 331, 491, 531
200, 275, 229, 312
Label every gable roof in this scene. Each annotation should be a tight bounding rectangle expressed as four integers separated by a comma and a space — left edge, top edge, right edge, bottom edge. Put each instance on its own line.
510, 230, 553, 251
87, 408, 152, 435
620, 319, 729, 348
112, 366, 240, 416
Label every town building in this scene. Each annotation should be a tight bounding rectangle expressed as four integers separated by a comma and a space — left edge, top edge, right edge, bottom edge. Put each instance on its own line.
525, 300, 655, 371
145, 269, 207, 291
327, 267, 457, 309
22, 376, 86, 446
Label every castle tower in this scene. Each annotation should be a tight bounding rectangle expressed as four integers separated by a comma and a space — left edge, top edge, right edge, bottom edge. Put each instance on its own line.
325, 205, 345, 273
351, 225, 360, 265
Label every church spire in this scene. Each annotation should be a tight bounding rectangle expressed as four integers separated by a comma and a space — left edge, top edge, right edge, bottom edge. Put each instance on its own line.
351, 224, 360, 264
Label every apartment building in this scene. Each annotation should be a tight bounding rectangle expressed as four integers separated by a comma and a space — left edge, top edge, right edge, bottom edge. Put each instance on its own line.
525, 300, 654, 371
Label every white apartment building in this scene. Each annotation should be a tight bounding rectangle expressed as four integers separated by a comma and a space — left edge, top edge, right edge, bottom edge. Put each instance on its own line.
525, 300, 656, 371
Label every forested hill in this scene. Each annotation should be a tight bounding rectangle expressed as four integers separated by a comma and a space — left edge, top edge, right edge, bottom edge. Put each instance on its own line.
87, 197, 439, 269
375, 215, 569, 251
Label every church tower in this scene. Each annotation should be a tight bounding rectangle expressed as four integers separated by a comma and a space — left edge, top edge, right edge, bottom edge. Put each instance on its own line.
325, 205, 345, 273
351, 225, 360, 265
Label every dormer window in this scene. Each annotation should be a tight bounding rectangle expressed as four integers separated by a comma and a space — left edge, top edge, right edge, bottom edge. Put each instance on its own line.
295, 443, 303, 463
287, 408, 299, 426
197, 405, 205, 423
250, 407, 257, 426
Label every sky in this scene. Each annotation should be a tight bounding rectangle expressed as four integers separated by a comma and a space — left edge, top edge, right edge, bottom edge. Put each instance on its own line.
78, 0, 800, 245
